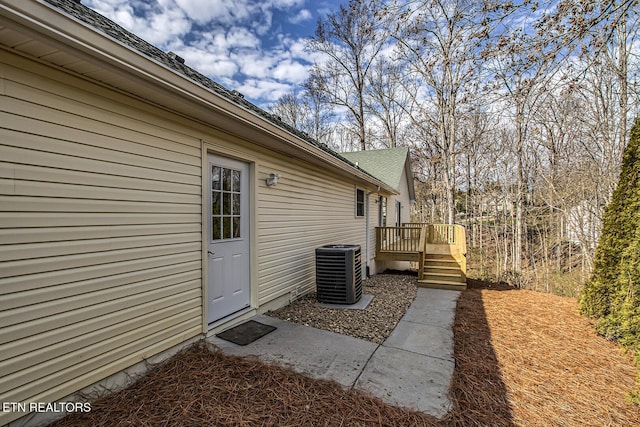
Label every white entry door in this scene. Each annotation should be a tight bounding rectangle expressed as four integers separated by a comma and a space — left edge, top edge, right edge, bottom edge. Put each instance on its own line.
207, 154, 250, 324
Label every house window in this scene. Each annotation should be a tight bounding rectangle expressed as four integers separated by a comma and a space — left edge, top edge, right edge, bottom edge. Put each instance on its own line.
396, 200, 402, 226
378, 196, 387, 226
355, 188, 365, 217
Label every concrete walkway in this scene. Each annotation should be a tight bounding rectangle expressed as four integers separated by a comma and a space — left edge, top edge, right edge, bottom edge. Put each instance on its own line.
209, 288, 460, 418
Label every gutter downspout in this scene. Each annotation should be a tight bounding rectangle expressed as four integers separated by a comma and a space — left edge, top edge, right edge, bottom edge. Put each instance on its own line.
365, 186, 381, 278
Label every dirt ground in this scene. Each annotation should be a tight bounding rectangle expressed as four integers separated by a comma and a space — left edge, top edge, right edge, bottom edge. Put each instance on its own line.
49, 279, 639, 426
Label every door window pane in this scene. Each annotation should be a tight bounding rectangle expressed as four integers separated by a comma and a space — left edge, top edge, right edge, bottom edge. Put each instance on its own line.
223, 217, 231, 239
223, 193, 231, 215
232, 193, 240, 215
233, 170, 241, 192
212, 192, 220, 216
223, 168, 231, 191
233, 217, 240, 238
213, 216, 221, 240
212, 164, 243, 241
212, 166, 221, 190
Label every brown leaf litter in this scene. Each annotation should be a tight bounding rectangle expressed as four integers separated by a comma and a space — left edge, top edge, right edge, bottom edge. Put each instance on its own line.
48, 276, 639, 426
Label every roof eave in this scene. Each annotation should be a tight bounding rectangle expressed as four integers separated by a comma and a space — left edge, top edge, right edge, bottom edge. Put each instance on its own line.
0, 0, 395, 193
404, 155, 416, 202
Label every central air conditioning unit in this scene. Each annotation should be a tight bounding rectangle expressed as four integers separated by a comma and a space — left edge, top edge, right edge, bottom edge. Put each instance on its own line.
315, 244, 362, 304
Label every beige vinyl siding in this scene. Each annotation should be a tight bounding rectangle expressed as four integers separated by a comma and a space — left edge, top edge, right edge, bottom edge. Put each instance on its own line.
366, 192, 378, 269
202, 129, 374, 307
0, 53, 202, 424
397, 167, 413, 225
255, 155, 368, 303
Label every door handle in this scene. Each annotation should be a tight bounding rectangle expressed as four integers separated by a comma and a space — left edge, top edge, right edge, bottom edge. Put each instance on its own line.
208, 250, 215, 256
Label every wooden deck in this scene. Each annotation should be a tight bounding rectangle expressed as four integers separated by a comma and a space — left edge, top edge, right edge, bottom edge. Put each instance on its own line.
375, 226, 424, 262
376, 224, 467, 291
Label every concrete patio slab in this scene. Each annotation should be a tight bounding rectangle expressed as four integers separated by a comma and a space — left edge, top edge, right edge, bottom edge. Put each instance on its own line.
209, 315, 378, 388
209, 287, 460, 419
411, 288, 460, 312
355, 345, 454, 418
383, 320, 454, 360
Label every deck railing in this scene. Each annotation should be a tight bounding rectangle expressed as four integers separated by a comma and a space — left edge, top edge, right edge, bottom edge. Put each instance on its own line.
427, 224, 456, 244
377, 223, 467, 257
425, 224, 466, 250
376, 226, 423, 253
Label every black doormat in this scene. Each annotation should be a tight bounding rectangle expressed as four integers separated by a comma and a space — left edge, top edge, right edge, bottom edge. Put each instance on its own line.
216, 320, 277, 346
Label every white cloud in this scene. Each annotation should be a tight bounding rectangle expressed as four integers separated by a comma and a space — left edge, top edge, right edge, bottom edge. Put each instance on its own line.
272, 59, 309, 83
180, 45, 239, 78
83, 0, 341, 105
289, 9, 312, 24
226, 27, 261, 49
236, 78, 293, 103
228, 44, 311, 84
233, 52, 278, 79
173, 0, 253, 25
285, 37, 311, 57
272, 0, 305, 7
146, 7, 191, 43
86, 0, 191, 45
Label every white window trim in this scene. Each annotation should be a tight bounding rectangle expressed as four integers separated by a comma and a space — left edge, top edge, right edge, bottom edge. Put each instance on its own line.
355, 187, 365, 218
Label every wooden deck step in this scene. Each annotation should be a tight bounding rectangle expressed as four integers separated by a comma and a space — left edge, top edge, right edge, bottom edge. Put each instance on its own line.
421, 253, 466, 290
423, 264, 460, 273
422, 272, 465, 283
417, 279, 467, 291
423, 258, 460, 268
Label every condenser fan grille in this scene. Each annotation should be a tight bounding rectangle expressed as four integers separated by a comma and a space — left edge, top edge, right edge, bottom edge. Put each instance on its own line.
315, 245, 362, 304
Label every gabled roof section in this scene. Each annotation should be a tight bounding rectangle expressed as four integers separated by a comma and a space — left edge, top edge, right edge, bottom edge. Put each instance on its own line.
341, 147, 416, 200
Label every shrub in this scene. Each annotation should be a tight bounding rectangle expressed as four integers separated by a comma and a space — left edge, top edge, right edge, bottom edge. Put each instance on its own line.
581, 117, 640, 403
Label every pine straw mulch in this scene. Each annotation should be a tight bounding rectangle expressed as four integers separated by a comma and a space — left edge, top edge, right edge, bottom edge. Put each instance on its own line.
48, 342, 438, 427
449, 279, 640, 427
49, 279, 639, 427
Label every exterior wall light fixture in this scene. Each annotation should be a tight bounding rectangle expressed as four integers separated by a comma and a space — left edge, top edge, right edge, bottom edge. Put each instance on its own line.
266, 173, 281, 187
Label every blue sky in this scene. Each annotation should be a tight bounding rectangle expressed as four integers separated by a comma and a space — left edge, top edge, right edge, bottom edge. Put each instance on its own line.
85, 0, 342, 107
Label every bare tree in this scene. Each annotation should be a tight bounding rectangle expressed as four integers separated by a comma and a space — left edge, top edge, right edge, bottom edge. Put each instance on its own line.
485, 19, 562, 273
269, 77, 336, 148
538, 0, 639, 159
391, 0, 494, 224
306, 0, 388, 150
269, 89, 311, 130
365, 59, 410, 148
302, 73, 335, 145
458, 106, 493, 250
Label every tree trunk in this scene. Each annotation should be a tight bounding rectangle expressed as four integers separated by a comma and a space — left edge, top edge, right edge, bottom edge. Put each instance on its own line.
617, 15, 628, 162
514, 104, 525, 273
359, 89, 367, 150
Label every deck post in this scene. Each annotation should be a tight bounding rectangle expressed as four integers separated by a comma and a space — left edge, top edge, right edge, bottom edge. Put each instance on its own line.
418, 226, 426, 281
